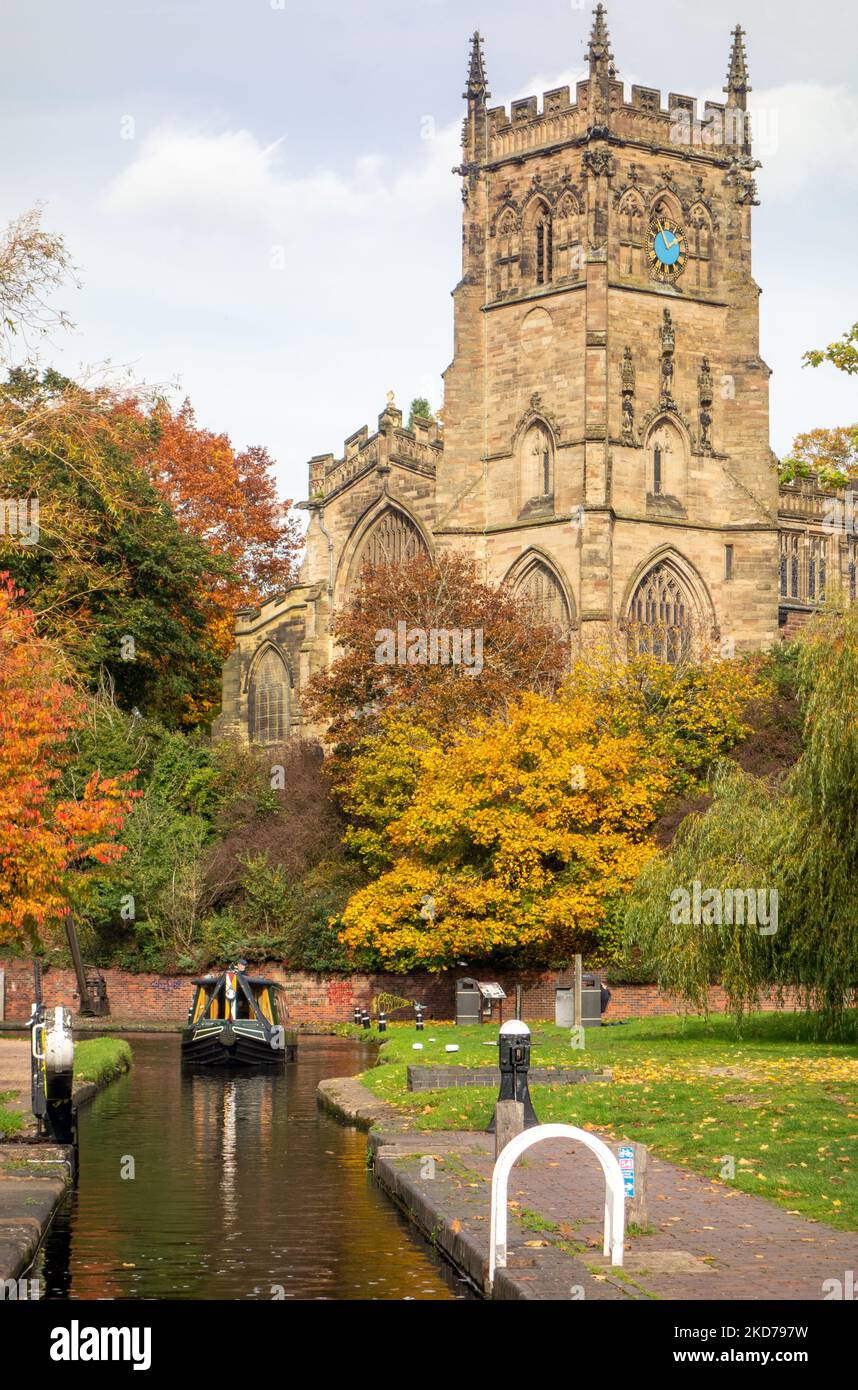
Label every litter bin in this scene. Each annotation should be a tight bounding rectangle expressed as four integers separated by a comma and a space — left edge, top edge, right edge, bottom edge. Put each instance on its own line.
455, 978, 481, 1026
455, 977, 506, 1025
581, 973, 602, 1027
555, 987, 574, 1027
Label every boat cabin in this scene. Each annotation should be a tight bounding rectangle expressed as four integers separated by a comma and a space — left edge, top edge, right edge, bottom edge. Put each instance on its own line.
188, 970, 284, 1027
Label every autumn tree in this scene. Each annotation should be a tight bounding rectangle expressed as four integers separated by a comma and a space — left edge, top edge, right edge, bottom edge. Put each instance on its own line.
0, 576, 136, 946
0, 367, 229, 725
145, 398, 301, 671
779, 426, 858, 489
339, 690, 669, 972
0, 206, 74, 363
803, 321, 858, 377
777, 322, 858, 487
304, 550, 569, 771
338, 649, 761, 973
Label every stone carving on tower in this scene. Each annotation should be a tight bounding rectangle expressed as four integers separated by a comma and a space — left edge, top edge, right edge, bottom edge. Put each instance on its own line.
620, 346, 636, 444
698, 357, 714, 454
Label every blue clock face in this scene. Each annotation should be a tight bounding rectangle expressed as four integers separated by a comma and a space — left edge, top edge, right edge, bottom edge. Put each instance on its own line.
653, 228, 680, 265
648, 217, 688, 281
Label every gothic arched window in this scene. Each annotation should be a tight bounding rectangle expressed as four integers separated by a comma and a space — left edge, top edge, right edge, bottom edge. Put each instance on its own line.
646, 419, 687, 504
514, 559, 571, 635
524, 199, 552, 286
519, 422, 555, 513
628, 563, 693, 664
555, 193, 582, 281
688, 204, 713, 289
495, 208, 520, 296
617, 191, 645, 276
249, 648, 289, 745
353, 507, 427, 574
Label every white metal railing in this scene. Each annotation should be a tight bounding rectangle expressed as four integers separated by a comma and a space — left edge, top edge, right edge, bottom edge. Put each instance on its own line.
488, 1123, 625, 1291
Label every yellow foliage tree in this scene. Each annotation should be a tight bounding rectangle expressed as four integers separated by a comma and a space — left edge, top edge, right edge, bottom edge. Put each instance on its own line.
340, 652, 762, 972
340, 691, 668, 971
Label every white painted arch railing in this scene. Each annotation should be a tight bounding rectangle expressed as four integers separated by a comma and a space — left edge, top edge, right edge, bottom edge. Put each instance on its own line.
488, 1123, 625, 1290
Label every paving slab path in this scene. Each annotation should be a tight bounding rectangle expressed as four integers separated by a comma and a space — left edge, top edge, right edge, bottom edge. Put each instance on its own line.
322, 1076, 858, 1301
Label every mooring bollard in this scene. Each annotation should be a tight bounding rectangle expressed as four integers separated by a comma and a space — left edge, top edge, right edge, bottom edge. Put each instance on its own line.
353, 1005, 361, 1026
486, 1020, 539, 1132
414, 1003, 425, 1031
378, 1010, 387, 1033
361, 1009, 371, 1030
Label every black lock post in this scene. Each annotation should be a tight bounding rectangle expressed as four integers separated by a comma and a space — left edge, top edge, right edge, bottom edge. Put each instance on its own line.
353, 1005, 362, 1026
414, 1003, 424, 1032
487, 1020, 539, 1131
378, 1010, 387, 1033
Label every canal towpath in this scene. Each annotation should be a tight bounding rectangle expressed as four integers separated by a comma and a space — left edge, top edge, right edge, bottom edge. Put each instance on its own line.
0, 1035, 130, 1284
318, 1075, 858, 1301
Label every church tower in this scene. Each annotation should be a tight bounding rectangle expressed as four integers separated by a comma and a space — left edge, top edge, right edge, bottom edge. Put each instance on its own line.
436, 10, 779, 654
215, 12, 794, 746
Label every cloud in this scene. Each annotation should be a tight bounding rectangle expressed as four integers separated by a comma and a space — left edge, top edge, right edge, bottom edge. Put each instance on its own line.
749, 83, 858, 200
102, 120, 461, 231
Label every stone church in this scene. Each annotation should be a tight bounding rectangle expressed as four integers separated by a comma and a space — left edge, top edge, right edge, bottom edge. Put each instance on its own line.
215, 7, 843, 745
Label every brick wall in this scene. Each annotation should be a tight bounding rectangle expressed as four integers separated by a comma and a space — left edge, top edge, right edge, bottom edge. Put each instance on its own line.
0, 958, 801, 1027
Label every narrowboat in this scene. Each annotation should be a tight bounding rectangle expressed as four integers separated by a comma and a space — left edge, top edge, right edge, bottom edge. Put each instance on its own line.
181, 963, 296, 1067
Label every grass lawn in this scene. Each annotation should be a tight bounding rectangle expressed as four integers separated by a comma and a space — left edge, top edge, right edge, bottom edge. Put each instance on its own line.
358, 1013, 858, 1231
0, 1089, 24, 1139
73, 1037, 132, 1087
0, 1038, 132, 1138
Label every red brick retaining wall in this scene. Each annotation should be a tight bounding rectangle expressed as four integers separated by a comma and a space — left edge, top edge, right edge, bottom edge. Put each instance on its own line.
0, 958, 801, 1026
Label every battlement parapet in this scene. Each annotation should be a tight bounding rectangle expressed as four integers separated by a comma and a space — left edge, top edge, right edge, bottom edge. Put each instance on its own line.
484, 76, 750, 163
306, 401, 442, 499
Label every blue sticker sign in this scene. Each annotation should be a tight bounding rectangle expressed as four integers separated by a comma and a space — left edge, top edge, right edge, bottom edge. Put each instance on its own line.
618, 1144, 635, 1199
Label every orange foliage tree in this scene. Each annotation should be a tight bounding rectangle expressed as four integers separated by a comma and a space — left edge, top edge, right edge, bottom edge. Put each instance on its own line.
0, 576, 136, 945
146, 399, 301, 667
779, 425, 858, 490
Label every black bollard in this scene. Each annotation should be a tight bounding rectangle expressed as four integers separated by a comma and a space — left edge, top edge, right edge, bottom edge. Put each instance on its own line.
353, 1006, 362, 1026
486, 1020, 539, 1132
415, 1003, 424, 1032
362, 1009, 371, 1030
378, 1010, 387, 1033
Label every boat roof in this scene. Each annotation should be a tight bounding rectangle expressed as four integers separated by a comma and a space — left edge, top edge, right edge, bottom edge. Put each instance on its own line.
191, 972, 283, 989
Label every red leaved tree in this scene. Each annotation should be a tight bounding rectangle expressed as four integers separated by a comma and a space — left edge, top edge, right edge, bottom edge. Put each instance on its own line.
0, 576, 136, 945
145, 397, 302, 665
304, 550, 569, 770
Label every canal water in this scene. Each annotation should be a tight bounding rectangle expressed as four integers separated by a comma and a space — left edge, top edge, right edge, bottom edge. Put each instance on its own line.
39, 1035, 469, 1300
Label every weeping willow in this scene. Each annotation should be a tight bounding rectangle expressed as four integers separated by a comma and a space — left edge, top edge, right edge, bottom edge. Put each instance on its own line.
625, 607, 858, 1039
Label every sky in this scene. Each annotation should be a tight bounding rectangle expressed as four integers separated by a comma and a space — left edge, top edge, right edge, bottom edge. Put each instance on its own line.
2, 0, 857, 507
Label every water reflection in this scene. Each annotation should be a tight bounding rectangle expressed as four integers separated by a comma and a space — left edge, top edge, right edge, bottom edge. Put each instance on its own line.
40, 1036, 468, 1301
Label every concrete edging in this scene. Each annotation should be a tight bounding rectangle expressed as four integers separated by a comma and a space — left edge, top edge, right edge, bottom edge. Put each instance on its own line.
0, 1044, 133, 1285
315, 1073, 633, 1301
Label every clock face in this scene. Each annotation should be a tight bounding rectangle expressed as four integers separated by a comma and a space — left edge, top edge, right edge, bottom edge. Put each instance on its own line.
648, 217, 688, 282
